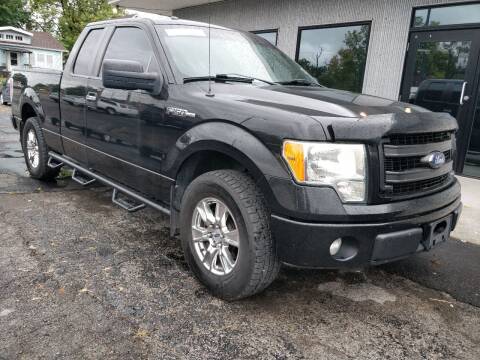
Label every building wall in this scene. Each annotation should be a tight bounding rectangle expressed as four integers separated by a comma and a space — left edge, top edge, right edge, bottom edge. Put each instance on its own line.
0, 49, 62, 71
0, 50, 29, 71
29, 49, 63, 70
17, 53, 30, 67
0, 50, 6, 68
175, 0, 475, 100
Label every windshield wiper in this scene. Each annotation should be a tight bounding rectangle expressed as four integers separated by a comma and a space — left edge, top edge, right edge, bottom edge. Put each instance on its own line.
224, 73, 275, 85
184, 74, 275, 85
275, 79, 319, 86
184, 74, 254, 84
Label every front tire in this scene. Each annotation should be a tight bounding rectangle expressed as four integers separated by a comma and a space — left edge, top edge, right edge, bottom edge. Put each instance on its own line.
180, 170, 280, 300
22, 117, 60, 180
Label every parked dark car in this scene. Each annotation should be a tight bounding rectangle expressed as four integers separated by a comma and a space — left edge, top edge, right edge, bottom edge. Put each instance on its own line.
11, 15, 461, 300
410, 79, 465, 118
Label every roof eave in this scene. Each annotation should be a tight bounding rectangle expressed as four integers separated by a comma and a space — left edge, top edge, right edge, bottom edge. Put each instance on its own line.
0, 26, 33, 37
108, 0, 224, 12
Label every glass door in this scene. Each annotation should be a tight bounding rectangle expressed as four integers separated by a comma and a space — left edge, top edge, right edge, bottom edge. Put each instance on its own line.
401, 29, 480, 176
464, 82, 480, 177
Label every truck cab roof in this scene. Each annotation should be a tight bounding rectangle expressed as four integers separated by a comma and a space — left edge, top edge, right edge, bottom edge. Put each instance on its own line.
88, 13, 228, 30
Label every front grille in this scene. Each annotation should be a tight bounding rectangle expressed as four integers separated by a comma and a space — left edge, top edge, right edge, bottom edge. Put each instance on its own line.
389, 131, 451, 145
384, 150, 451, 172
381, 131, 453, 199
391, 174, 450, 195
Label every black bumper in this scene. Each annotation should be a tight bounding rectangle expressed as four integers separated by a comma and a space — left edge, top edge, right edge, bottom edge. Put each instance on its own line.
271, 182, 462, 268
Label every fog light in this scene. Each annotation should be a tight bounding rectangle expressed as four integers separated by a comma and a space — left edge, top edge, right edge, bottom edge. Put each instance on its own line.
329, 238, 342, 256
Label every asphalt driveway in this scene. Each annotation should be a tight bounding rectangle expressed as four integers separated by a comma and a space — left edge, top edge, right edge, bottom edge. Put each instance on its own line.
1, 105, 479, 359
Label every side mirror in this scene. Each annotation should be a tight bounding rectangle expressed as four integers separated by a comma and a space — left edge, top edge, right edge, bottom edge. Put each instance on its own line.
102, 59, 163, 95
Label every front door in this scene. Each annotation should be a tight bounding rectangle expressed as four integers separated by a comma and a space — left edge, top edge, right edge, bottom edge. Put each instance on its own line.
401, 29, 480, 177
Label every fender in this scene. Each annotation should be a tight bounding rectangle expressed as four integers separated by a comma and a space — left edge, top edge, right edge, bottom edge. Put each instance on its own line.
14, 70, 64, 153
165, 121, 291, 181
165, 121, 294, 235
18, 88, 45, 124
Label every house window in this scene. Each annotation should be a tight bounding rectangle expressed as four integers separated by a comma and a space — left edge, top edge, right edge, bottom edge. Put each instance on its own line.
296, 22, 371, 93
37, 53, 45, 64
15, 35, 23, 41
10, 52, 18, 66
6, 34, 13, 40
46, 54, 53, 67
0, 34, 3, 39
251, 29, 278, 46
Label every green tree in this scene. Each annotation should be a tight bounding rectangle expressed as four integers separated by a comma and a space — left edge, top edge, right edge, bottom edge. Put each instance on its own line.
28, 0, 60, 34
413, 41, 470, 84
58, 0, 124, 51
0, 0, 30, 27
29, 0, 124, 51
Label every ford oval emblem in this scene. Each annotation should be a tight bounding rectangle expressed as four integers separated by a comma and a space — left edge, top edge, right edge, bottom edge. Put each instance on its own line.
421, 151, 446, 169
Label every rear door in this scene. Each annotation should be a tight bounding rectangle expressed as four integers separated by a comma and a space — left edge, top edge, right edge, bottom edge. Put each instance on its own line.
60, 27, 106, 165
85, 24, 172, 203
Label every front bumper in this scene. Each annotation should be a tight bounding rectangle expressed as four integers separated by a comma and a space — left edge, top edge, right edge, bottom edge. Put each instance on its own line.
271, 183, 462, 268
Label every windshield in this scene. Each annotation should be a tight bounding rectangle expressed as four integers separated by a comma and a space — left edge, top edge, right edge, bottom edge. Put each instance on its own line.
156, 25, 318, 84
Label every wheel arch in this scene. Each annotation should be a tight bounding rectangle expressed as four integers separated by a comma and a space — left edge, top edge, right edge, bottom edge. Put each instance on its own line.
19, 90, 44, 132
168, 122, 290, 235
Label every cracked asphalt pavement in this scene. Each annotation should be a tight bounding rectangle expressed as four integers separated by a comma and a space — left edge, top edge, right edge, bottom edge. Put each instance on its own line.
1, 105, 479, 359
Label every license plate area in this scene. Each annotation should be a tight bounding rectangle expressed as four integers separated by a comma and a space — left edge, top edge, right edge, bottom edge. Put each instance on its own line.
423, 215, 452, 250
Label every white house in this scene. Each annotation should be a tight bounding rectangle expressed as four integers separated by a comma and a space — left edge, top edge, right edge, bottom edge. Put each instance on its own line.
0, 26, 65, 72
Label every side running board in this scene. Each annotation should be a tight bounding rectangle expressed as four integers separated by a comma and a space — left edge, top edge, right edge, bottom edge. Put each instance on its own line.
48, 152, 170, 216
112, 189, 146, 212
47, 157, 64, 169
71, 168, 96, 186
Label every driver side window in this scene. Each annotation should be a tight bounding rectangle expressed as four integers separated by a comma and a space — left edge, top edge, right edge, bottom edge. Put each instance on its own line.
102, 27, 160, 74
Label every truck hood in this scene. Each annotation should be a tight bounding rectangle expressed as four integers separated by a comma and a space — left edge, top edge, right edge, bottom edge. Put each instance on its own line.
196, 83, 458, 142
200, 83, 424, 117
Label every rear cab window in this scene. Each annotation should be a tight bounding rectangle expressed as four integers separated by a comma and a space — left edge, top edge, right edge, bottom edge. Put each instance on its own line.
74, 28, 105, 76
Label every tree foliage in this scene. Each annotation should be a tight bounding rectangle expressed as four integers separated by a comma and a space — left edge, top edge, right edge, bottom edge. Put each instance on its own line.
297, 25, 370, 93
414, 41, 469, 83
28, 0, 60, 34
0, 0, 30, 28
29, 0, 124, 51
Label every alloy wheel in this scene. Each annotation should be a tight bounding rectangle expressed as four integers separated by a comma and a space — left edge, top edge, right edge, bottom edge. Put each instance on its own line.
26, 129, 39, 169
191, 197, 240, 276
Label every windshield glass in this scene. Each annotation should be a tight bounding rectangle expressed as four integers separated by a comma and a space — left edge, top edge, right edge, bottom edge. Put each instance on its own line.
156, 25, 318, 84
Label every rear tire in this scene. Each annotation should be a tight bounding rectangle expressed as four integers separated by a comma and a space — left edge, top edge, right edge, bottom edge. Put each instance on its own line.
22, 117, 60, 180
180, 170, 280, 300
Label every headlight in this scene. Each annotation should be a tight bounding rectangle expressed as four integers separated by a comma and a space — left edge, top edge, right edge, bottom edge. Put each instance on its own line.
282, 140, 366, 202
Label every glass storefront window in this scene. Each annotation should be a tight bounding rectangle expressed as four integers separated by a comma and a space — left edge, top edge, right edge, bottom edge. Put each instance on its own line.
413, 3, 480, 28
252, 30, 278, 46
430, 4, 480, 26
413, 8, 428, 27
296, 23, 370, 93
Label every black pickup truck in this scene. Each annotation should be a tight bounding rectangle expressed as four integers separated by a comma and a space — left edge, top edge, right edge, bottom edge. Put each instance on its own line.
11, 15, 462, 300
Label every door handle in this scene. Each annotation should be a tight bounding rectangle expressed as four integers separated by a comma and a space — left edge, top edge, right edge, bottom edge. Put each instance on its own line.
86, 94, 97, 101
460, 81, 467, 105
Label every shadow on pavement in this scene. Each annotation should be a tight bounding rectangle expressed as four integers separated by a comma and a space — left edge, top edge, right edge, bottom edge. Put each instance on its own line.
380, 237, 480, 307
